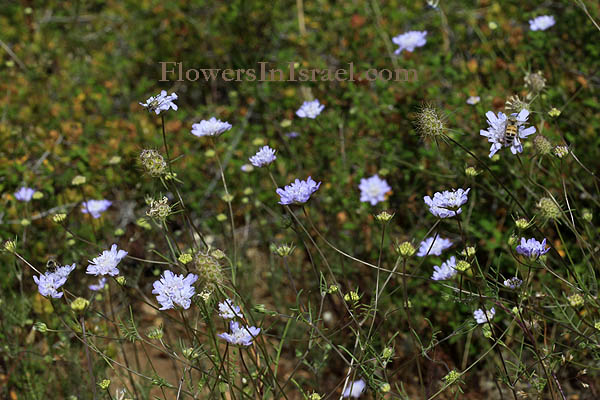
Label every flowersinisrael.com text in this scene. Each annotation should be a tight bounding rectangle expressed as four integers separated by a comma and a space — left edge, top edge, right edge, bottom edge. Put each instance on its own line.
159, 62, 418, 83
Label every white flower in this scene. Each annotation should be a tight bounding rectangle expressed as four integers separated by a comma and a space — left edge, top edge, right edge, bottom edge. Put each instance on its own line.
473, 307, 495, 324
296, 100, 325, 119
431, 256, 457, 280
392, 31, 427, 54
466, 96, 480, 105
191, 117, 232, 137
529, 15, 555, 31
249, 146, 276, 167
479, 109, 536, 158
218, 299, 243, 319
139, 90, 178, 115
417, 236, 453, 257
86, 244, 128, 276
342, 379, 366, 398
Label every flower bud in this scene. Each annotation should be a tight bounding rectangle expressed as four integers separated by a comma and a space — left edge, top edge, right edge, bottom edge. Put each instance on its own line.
98, 379, 111, 390
71, 175, 86, 186
456, 260, 471, 272
568, 293, 584, 308
375, 211, 394, 222
395, 241, 416, 258
553, 145, 568, 159
34, 322, 48, 333
71, 297, 90, 312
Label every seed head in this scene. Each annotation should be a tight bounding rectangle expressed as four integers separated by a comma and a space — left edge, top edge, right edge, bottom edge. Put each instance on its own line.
274, 243, 295, 257
146, 197, 172, 221
525, 71, 546, 93
71, 297, 90, 312
194, 252, 224, 291
553, 145, 569, 159
505, 95, 529, 113
515, 218, 532, 230
537, 197, 561, 220
375, 211, 394, 222
456, 260, 471, 272
395, 241, 416, 258
139, 149, 167, 177
415, 104, 445, 139
534, 135, 552, 155
443, 370, 462, 385
568, 293, 584, 308
178, 253, 193, 264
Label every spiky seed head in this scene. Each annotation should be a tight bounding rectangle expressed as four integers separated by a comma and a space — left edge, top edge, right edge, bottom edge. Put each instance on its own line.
194, 252, 224, 291
534, 135, 552, 155
139, 149, 167, 177
505, 95, 529, 113
415, 104, 445, 139
146, 197, 171, 221
537, 197, 561, 220
524, 71, 546, 93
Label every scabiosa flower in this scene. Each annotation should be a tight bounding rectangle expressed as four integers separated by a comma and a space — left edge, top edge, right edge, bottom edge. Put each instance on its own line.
33, 264, 75, 299
392, 30, 427, 54
358, 174, 391, 205
479, 109, 536, 157
417, 236, 453, 257
473, 307, 495, 324
516, 238, 550, 259
249, 146, 276, 167
218, 299, 243, 319
15, 186, 35, 202
424, 188, 470, 218
431, 256, 457, 280
529, 15, 555, 31
342, 379, 366, 398
296, 100, 325, 119
86, 244, 128, 276
286, 131, 300, 138
89, 277, 107, 291
81, 199, 112, 219
152, 270, 198, 310
218, 321, 261, 346
139, 90, 178, 115
276, 176, 321, 205
466, 96, 480, 105
503, 277, 523, 289
191, 117, 232, 138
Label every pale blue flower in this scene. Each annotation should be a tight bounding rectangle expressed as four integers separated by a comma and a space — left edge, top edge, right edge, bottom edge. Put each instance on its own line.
529, 15, 555, 31
89, 277, 107, 291
392, 31, 427, 54
473, 307, 495, 324
296, 100, 324, 119
516, 237, 549, 259
218, 321, 261, 346
359, 174, 391, 206
86, 244, 127, 276
417, 236, 453, 257
249, 146, 276, 167
152, 270, 198, 310
15, 186, 35, 202
503, 277, 523, 289
286, 131, 300, 138
276, 176, 321, 205
466, 96, 480, 105
191, 117, 232, 137
218, 299, 242, 319
81, 199, 112, 219
33, 263, 75, 298
424, 188, 470, 218
139, 90, 178, 115
342, 379, 366, 398
480, 109, 536, 158
431, 256, 457, 280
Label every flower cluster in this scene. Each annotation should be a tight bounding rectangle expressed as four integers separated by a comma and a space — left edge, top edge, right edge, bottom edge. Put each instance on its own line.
33, 263, 76, 298
529, 15, 555, 31
503, 277, 523, 289
218, 321, 261, 346
218, 298, 243, 319
417, 236, 453, 257
152, 270, 198, 310
86, 244, 128, 276
473, 307, 495, 324
81, 199, 112, 219
249, 146, 276, 167
392, 30, 427, 54
191, 117, 232, 137
424, 188, 470, 218
342, 379, 366, 398
139, 90, 178, 115
296, 100, 324, 119
15, 186, 36, 202
479, 109, 536, 158
516, 237, 549, 259
276, 177, 321, 205
431, 256, 457, 281
358, 174, 391, 205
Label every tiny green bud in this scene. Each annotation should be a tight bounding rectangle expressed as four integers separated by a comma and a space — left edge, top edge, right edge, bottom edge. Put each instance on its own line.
274, 243, 295, 257
147, 327, 164, 340
344, 291, 360, 302
308, 393, 322, 400
178, 253, 193, 264
375, 211, 394, 222
582, 209, 592, 222
548, 107, 561, 118
98, 379, 111, 390
243, 187, 254, 195
553, 145, 569, 159
20, 218, 31, 226
488, 21, 498, 30
568, 293, 584, 308
380, 383, 391, 393
456, 260, 471, 272
508, 234, 518, 246
183, 348, 198, 359
211, 249, 226, 259
443, 370, 462, 385
32, 191, 44, 200
252, 138, 265, 146
71, 175, 86, 185
465, 166, 479, 177
327, 284, 338, 294
216, 213, 227, 222
71, 297, 90, 312
52, 213, 67, 223
395, 241, 416, 257
204, 149, 216, 158
515, 218, 531, 230
116, 276, 126, 286
198, 290, 211, 302
34, 322, 48, 333
221, 193, 234, 203
114, 228, 125, 236
108, 155, 121, 164
3, 240, 17, 253
280, 119, 292, 128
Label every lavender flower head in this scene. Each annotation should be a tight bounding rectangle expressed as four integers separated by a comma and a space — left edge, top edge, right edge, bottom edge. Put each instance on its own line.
249, 146, 276, 167
152, 270, 198, 310
473, 307, 495, 324
15, 187, 36, 202
529, 15, 555, 31
191, 117, 232, 137
480, 109, 536, 158
417, 235, 453, 257
218, 321, 261, 346
33, 263, 76, 299
431, 256, 457, 281
424, 188, 470, 218
218, 299, 243, 319
359, 174, 391, 206
296, 100, 324, 119
503, 277, 523, 289
86, 244, 128, 276
81, 199, 112, 219
89, 277, 107, 291
516, 237, 549, 259
342, 379, 366, 398
276, 176, 321, 205
392, 30, 427, 54
139, 90, 178, 115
